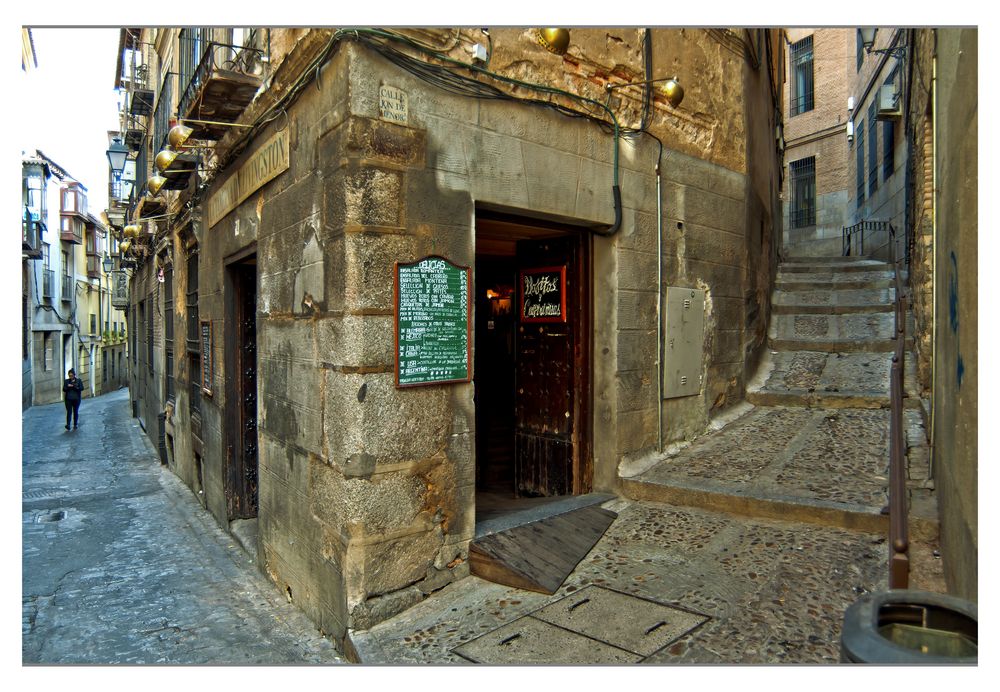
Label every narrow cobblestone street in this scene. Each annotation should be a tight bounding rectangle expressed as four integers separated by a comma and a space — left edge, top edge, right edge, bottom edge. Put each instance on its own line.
21, 389, 344, 665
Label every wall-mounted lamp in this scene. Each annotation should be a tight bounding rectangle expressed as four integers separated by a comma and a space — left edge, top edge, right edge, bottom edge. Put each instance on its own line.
606, 76, 685, 109
106, 137, 129, 178
102, 255, 114, 274
534, 28, 570, 55
147, 175, 167, 196
859, 27, 906, 60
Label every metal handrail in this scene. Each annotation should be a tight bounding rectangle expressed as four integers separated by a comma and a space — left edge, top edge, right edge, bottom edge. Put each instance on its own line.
177, 37, 266, 123
887, 222, 910, 588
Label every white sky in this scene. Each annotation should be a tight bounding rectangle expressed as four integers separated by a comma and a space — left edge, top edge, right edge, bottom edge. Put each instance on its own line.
20, 28, 122, 210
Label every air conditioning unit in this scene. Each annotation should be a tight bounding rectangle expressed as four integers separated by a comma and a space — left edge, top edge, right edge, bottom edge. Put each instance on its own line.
877, 83, 901, 120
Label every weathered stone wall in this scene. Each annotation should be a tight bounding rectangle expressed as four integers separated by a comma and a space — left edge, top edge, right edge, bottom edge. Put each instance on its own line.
928, 28, 977, 601
132, 27, 783, 643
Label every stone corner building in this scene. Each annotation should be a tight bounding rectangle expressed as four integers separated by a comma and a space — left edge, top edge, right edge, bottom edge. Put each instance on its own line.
114, 27, 785, 645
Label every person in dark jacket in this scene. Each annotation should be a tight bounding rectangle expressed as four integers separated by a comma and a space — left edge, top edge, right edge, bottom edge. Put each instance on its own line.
64, 368, 83, 430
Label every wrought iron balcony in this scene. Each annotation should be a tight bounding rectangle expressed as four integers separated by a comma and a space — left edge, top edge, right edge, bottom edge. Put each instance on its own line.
22, 215, 43, 259
61, 273, 73, 302
178, 34, 264, 140
42, 270, 54, 299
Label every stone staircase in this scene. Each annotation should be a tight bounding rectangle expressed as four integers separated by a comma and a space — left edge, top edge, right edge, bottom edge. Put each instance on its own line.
621, 255, 937, 542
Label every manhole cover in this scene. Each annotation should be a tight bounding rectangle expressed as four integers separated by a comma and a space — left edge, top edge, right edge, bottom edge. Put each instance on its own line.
452, 586, 710, 663
36, 510, 66, 523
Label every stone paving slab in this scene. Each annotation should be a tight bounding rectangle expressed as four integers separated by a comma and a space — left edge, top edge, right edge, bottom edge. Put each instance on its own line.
773, 288, 894, 314
22, 390, 345, 665
775, 272, 895, 291
778, 259, 891, 274
769, 313, 897, 351
349, 499, 915, 664
748, 351, 891, 408
626, 407, 891, 515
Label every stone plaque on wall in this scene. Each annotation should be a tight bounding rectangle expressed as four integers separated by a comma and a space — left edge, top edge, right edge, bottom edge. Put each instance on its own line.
379, 85, 408, 124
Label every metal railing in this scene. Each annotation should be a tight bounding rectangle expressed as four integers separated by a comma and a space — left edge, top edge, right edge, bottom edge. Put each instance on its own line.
842, 219, 892, 259
887, 222, 910, 589
61, 274, 73, 302
177, 33, 267, 122
42, 269, 54, 299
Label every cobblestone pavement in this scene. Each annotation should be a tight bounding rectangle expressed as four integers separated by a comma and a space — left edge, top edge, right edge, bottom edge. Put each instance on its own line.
22, 389, 344, 665
350, 497, 924, 664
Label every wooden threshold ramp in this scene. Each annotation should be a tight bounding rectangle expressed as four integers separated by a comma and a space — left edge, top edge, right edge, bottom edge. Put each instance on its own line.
470, 504, 617, 594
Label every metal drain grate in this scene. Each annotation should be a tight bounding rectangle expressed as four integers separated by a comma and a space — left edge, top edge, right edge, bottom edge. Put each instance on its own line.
23, 488, 64, 500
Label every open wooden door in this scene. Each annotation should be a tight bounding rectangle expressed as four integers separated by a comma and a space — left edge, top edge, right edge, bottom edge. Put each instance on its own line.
513, 235, 588, 497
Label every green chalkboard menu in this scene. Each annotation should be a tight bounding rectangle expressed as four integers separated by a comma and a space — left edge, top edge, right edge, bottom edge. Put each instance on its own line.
395, 256, 471, 387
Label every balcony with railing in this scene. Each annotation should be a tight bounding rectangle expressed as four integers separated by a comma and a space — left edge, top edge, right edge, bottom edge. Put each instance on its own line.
42, 269, 54, 300
22, 215, 43, 258
177, 29, 266, 140
61, 273, 73, 302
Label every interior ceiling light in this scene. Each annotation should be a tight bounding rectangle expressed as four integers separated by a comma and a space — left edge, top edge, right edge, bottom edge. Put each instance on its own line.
168, 124, 194, 149
147, 175, 167, 195
535, 28, 570, 55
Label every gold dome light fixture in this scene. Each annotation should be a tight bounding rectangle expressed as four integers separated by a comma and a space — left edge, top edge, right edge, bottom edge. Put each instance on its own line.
155, 148, 180, 173
123, 224, 141, 239
606, 75, 685, 109
535, 28, 570, 55
167, 124, 194, 149
147, 174, 168, 196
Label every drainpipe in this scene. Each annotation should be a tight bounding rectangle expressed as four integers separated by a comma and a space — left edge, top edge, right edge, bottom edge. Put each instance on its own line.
929, 42, 938, 480
591, 184, 623, 237
656, 161, 663, 452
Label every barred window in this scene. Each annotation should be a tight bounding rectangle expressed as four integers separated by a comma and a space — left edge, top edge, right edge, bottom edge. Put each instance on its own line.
856, 117, 865, 207
790, 36, 815, 116
883, 119, 895, 180
868, 101, 878, 195
789, 157, 816, 228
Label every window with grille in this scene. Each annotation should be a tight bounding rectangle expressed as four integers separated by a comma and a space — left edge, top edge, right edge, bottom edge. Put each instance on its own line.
789, 157, 816, 228
856, 117, 865, 207
868, 102, 878, 195
164, 264, 174, 402
883, 119, 895, 180
146, 291, 154, 374
186, 248, 201, 422
790, 36, 815, 116
856, 30, 865, 72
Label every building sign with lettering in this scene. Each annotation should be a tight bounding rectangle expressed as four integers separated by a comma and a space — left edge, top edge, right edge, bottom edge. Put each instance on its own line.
379, 85, 409, 124
519, 266, 567, 323
206, 129, 290, 228
200, 320, 213, 396
111, 270, 129, 308
395, 256, 471, 387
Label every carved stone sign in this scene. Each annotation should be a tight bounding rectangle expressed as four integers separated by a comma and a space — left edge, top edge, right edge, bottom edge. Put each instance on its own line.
379, 85, 409, 124
200, 320, 213, 396
207, 129, 290, 228
111, 270, 129, 308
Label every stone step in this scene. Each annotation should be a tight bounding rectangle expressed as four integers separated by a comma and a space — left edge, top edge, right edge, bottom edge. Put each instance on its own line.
620, 406, 938, 539
747, 351, 891, 408
769, 313, 897, 352
781, 254, 875, 263
779, 259, 892, 274
772, 288, 894, 315
775, 272, 895, 291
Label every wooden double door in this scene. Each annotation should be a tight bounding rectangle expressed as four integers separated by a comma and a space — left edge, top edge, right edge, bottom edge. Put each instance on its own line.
475, 221, 590, 499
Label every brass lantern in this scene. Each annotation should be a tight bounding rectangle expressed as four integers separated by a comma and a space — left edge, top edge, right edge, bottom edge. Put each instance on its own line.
535, 28, 570, 55
147, 175, 167, 196
661, 77, 685, 108
168, 124, 194, 149
155, 148, 179, 172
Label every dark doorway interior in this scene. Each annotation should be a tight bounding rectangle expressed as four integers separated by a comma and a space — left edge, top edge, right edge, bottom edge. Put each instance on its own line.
474, 212, 591, 524
225, 255, 258, 520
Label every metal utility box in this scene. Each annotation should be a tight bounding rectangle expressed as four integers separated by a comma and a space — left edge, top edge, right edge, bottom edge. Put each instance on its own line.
663, 287, 705, 399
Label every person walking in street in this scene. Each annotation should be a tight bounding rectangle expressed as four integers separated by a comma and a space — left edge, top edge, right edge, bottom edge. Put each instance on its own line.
64, 368, 83, 430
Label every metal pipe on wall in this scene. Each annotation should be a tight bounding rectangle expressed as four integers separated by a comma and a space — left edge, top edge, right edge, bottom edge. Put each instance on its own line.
656, 160, 664, 452
929, 45, 938, 481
